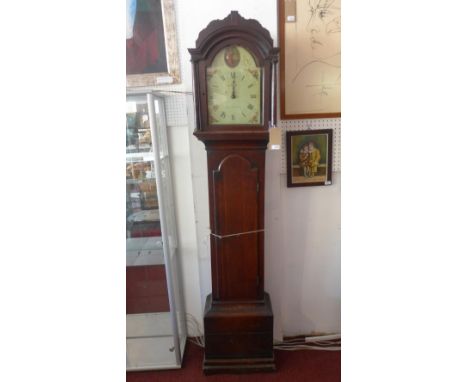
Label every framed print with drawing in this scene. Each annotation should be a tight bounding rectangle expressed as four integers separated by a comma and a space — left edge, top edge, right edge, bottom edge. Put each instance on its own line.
286, 129, 333, 187
279, 0, 341, 119
126, 0, 180, 87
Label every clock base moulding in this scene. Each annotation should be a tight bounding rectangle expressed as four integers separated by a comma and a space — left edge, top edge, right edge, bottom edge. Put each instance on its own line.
202, 293, 275, 375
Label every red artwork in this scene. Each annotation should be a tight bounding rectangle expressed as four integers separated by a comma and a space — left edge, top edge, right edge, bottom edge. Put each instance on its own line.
126, 0, 167, 75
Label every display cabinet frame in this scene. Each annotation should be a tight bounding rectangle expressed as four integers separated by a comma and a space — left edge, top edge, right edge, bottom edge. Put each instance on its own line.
126, 92, 186, 371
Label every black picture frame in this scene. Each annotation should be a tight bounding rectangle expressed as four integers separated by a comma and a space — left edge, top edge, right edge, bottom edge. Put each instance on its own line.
286, 129, 333, 187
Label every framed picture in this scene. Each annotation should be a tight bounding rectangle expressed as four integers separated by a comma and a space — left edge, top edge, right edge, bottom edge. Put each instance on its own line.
286, 129, 333, 187
279, 0, 341, 119
126, 0, 180, 87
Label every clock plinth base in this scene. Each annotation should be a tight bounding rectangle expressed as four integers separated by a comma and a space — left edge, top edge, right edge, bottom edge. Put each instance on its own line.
203, 355, 275, 375
202, 293, 275, 375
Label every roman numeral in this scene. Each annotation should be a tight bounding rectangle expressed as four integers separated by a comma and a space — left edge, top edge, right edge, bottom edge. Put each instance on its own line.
220, 112, 226, 119
231, 114, 235, 121
248, 83, 254, 88
247, 104, 254, 110
220, 75, 226, 81
250, 94, 256, 99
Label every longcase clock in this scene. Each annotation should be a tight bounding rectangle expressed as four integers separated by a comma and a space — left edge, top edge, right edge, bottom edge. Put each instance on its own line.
189, 11, 279, 374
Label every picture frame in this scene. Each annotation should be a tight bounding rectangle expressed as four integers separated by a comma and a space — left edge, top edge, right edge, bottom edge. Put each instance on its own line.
279, 0, 341, 119
286, 129, 333, 187
126, 0, 181, 87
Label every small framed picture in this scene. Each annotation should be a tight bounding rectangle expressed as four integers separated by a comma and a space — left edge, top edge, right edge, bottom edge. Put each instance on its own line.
286, 129, 333, 187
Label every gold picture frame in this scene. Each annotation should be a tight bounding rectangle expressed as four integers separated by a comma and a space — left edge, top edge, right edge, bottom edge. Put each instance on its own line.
126, 0, 181, 87
279, 0, 341, 119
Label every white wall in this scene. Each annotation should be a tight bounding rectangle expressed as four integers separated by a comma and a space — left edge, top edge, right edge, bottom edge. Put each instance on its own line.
169, 0, 341, 337
265, 151, 341, 336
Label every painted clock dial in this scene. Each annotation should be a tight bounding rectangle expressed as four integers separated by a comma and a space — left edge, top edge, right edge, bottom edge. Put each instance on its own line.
206, 45, 262, 125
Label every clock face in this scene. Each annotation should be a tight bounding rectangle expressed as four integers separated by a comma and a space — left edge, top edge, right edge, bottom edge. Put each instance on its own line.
206, 45, 262, 125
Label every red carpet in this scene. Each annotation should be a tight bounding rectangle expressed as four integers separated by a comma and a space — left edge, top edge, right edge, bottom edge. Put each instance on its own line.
126, 265, 170, 314
127, 341, 340, 381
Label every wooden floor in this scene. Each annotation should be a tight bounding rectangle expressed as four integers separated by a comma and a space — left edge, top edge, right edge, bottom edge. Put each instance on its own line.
127, 341, 341, 381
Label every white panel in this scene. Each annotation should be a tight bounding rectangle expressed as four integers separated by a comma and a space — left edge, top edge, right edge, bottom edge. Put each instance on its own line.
164, 93, 205, 331
127, 312, 173, 338
126, 336, 177, 370
163, 93, 189, 127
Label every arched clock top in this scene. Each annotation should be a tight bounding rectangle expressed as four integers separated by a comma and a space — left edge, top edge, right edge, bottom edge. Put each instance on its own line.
189, 11, 279, 138
189, 11, 278, 63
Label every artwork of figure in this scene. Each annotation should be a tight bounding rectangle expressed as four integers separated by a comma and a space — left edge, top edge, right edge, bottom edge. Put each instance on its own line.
287, 130, 332, 187
306, 0, 341, 52
126, 0, 168, 75
308, 143, 321, 176
299, 145, 311, 177
282, 0, 341, 116
299, 141, 321, 178
224, 46, 241, 68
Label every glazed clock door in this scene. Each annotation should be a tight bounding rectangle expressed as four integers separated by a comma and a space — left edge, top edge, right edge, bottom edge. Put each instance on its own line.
211, 153, 262, 301
206, 45, 262, 125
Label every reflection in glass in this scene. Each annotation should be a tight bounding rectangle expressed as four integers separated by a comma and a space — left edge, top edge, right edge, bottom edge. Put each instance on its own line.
126, 96, 181, 371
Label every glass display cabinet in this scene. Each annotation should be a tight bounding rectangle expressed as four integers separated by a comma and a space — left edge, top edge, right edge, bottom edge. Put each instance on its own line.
126, 93, 186, 371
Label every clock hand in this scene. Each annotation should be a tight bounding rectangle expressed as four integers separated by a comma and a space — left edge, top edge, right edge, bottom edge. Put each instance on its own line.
231, 72, 236, 99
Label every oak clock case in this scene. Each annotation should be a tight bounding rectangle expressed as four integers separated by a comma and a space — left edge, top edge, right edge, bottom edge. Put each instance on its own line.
189, 11, 279, 374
